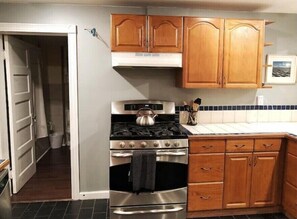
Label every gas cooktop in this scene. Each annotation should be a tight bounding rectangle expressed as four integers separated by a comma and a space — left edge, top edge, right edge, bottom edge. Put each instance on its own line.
110, 122, 188, 140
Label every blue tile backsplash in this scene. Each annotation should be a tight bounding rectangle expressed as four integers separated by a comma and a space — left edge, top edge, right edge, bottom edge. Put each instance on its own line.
176, 105, 297, 111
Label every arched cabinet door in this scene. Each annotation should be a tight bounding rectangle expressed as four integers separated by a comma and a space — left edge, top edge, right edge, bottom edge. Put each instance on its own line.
223, 19, 264, 88
181, 17, 224, 88
111, 14, 146, 52
148, 16, 183, 53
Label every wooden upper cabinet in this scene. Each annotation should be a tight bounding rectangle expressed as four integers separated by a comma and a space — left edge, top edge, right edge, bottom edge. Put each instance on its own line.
111, 14, 182, 53
148, 16, 182, 52
111, 14, 146, 52
182, 17, 224, 88
223, 19, 265, 88
250, 152, 279, 207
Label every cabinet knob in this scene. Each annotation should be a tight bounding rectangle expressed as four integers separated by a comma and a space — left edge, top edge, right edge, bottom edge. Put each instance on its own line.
263, 143, 273, 148
234, 144, 245, 148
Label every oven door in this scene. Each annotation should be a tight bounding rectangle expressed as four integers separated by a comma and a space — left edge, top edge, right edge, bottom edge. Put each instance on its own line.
109, 148, 188, 207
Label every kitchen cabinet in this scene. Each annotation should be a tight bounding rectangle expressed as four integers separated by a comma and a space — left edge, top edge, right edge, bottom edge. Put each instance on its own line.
179, 18, 265, 88
111, 14, 183, 52
283, 140, 297, 218
188, 139, 225, 211
224, 139, 281, 209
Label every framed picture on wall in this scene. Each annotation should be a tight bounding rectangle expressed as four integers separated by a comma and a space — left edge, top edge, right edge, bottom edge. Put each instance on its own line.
265, 55, 297, 84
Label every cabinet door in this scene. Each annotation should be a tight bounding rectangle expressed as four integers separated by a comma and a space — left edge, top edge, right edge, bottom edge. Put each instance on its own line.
181, 17, 224, 88
224, 153, 252, 208
250, 152, 279, 207
223, 19, 264, 88
148, 16, 182, 53
111, 14, 147, 52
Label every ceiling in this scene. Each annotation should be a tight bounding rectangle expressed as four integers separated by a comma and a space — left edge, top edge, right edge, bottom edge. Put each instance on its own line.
0, 0, 296, 14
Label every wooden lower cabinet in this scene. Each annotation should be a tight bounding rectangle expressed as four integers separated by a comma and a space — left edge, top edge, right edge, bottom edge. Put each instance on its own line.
283, 140, 297, 219
188, 182, 223, 211
250, 152, 279, 207
224, 152, 280, 208
224, 153, 252, 208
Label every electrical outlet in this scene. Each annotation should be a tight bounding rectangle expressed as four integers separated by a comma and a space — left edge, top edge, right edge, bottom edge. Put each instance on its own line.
256, 95, 264, 105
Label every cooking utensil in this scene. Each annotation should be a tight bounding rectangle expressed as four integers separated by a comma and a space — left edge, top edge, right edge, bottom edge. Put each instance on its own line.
136, 108, 158, 126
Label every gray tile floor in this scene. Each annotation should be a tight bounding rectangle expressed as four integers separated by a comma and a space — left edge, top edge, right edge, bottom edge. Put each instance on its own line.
12, 199, 288, 219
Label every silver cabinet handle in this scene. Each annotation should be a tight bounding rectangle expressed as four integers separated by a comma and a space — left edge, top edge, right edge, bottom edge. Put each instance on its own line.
111, 151, 186, 158
113, 206, 183, 215
234, 144, 245, 148
200, 195, 210, 200
263, 144, 273, 148
200, 167, 212, 171
202, 145, 213, 149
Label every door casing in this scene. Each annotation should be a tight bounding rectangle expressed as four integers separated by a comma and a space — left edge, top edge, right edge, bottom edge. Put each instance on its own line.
0, 23, 79, 200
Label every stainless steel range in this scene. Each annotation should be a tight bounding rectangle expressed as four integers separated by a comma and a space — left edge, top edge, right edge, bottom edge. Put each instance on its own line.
109, 100, 189, 219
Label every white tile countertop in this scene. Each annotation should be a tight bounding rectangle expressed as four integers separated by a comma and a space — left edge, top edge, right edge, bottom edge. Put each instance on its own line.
182, 122, 297, 136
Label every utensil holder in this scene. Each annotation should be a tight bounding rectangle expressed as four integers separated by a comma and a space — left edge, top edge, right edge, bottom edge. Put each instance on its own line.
187, 111, 198, 126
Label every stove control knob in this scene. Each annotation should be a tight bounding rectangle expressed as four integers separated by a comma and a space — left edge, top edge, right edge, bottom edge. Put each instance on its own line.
141, 141, 147, 148
119, 142, 126, 148
129, 141, 135, 148
173, 141, 180, 147
165, 141, 171, 147
153, 142, 159, 147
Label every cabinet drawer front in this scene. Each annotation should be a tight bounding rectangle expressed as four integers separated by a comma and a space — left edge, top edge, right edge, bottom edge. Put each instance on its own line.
189, 154, 224, 182
287, 140, 297, 156
190, 140, 225, 153
254, 139, 282, 151
226, 139, 254, 152
286, 153, 297, 188
188, 183, 223, 211
283, 182, 297, 217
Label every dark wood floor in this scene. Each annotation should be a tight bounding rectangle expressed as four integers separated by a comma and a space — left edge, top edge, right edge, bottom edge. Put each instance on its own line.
11, 147, 71, 203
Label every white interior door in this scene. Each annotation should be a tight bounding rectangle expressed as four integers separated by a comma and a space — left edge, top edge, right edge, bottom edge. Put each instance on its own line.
4, 35, 37, 193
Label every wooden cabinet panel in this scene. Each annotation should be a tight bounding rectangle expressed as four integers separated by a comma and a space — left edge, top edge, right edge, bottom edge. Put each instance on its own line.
182, 17, 224, 88
287, 140, 297, 156
190, 140, 225, 153
188, 182, 223, 211
223, 19, 264, 88
254, 139, 282, 151
189, 154, 224, 183
226, 139, 254, 152
283, 182, 297, 218
148, 16, 182, 52
224, 153, 252, 208
111, 14, 146, 52
285, 153, 297, 188
250, 152, 279, 207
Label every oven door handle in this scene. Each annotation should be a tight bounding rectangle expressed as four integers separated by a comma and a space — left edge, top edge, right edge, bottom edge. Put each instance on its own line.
111, 151, 186, 158
113, 206, 183, 215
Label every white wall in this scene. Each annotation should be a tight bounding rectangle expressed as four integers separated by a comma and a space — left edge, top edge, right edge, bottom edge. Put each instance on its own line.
0, 3, 296, 192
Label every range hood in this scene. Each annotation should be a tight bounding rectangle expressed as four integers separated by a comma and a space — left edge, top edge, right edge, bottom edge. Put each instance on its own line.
111, 52, 182, 68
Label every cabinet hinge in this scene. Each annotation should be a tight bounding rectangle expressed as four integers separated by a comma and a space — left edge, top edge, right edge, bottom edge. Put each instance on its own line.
8, 170, 13, 179
2, 49, 7, 60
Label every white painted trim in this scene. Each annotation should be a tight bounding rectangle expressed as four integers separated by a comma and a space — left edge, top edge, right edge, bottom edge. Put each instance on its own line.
0, 23, 79, 200
0, 23, 76, 35
79, 191, 110, 200
36, 147, 51, 163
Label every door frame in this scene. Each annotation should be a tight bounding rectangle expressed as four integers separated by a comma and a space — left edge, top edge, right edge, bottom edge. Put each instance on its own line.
0, 23, 80, 200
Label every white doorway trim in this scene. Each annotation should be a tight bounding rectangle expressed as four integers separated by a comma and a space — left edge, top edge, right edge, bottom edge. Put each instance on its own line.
0, 23, 80, 200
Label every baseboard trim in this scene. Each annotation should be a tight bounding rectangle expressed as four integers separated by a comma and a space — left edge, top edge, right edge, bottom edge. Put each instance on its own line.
36, 147, 51, 163
79, 190, 110, 200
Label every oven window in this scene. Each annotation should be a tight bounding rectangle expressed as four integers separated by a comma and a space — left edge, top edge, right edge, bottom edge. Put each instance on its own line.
110, 162, 187, 192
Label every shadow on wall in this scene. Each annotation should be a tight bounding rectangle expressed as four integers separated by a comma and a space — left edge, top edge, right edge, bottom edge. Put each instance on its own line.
115, 68, 257, 105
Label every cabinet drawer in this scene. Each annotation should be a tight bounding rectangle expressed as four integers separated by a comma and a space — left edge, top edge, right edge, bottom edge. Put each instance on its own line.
286, 153, 297, 188
226, 139, 254, 152
287, 140, 297, 156
283, 181, 297, 218
254, 139, 282, 151
190, 140, 225, 153
189, 154, 224, 182
188, 182, 223, 211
